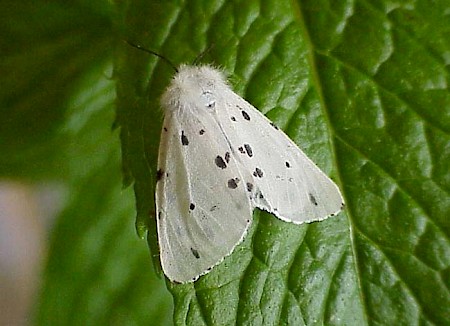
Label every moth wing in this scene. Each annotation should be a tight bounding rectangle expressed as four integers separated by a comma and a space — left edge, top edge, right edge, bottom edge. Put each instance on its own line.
217, 90, 344, 224
156, 110, 253, 283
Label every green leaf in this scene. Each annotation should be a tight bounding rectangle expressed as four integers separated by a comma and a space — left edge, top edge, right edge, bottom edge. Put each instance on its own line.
117, 0, 450, 325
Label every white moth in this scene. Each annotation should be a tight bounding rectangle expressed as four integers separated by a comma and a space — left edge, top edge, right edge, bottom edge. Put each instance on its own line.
155, 64, 344, 283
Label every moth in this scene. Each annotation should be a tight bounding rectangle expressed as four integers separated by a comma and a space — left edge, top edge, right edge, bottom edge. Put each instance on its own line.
154, 64, 344, 283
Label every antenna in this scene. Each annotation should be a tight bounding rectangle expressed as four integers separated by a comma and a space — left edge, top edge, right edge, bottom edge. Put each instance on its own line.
125, 40, 178, 73
192, 43, 215, 65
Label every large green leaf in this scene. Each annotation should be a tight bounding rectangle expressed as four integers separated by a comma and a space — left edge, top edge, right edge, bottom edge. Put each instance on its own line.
117, 0, 450, 325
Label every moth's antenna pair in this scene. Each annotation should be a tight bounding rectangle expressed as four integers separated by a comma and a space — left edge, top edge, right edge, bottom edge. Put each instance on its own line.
125, 40, 214, 70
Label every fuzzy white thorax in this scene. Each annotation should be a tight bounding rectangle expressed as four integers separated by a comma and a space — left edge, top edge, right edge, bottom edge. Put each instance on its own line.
161, 65, 229, 113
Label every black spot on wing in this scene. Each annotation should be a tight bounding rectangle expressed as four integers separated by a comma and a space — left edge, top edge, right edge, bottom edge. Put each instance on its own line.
285, 161, 291, 168
253, 167, 264, 178
181, 131, 189, 145
191, 248, 200, 259
190, 203, 195, 210
227, 178, 240, 189
210, 205, 218, 211
163, 127, 168, 132
231, 116, 236, 121
246, 182, 253, 192
309, 193, 318, 206
215, 155, 227, 169
242, 110, 250, 121
244, 144, 253, 157
199, 129, 205, 135
237, 144, 253, 157
225, 152, 230, 163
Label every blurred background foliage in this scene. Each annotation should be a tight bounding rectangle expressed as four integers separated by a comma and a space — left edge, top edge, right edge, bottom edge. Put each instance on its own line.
1, 0, 173, 324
